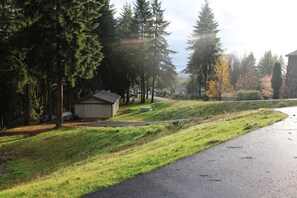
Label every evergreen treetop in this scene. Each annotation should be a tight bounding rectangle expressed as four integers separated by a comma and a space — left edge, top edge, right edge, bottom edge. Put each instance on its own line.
185, 0, 222, 97
271, 61, 282, 99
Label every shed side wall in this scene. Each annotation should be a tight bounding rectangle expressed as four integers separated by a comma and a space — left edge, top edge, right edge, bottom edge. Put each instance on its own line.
287, 56, 297, 98
75, 104, 112, 119
112, 99, 120, 116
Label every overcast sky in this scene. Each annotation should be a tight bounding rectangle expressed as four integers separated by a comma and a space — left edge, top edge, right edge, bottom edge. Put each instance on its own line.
111, 0, 297, 71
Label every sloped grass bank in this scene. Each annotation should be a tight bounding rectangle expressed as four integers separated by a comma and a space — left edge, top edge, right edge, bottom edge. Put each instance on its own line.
0, 124, 176, 189
113, 99, 297, 121
0, 109, 287, 197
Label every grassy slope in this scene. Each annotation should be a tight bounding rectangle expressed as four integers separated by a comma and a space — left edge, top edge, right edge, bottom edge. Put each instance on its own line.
0, 125, 175, 188
0, 109, 286, 197
113, 99, 297, 121
0, 100, 295, 197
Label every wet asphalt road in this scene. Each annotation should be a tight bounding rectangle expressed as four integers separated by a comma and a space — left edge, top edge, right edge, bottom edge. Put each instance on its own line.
83, 107, 297, 198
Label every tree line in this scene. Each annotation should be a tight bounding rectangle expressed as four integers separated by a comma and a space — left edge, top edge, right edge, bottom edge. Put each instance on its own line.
228, 51, 284, 98
185, 1, 284, 101
0, 0, 176, 128
0, 0, 285, 128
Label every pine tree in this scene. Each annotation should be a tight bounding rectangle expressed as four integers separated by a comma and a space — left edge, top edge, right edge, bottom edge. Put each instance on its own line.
117, 3, 138, 103
257, 50, 278, 77
132, 0, 152, 103
149, 0, 176, 103
0, 0, 25, 126
240, 52, 256, 76
228, 53, 241, 87
132, 0, 152, 39
271, 61, 282, 99
118, 3, 133, 39
95, 0, 119, 93
18, 0, 103, 127
0, 0, 32, 127
185, 0, 221, 98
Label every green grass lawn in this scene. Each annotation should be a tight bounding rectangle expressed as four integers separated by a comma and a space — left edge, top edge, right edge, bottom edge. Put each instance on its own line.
113, 99, 297, 121
0, 100, 295, 197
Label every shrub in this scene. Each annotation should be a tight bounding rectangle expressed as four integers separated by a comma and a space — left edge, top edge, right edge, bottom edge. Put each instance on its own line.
236, 90, 263, 101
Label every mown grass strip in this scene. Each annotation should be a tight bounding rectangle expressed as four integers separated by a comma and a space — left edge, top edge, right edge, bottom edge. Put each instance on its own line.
113, 100, 297, 122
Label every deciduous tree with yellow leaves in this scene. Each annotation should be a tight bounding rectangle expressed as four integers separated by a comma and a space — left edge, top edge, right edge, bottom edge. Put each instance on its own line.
206, 56, 233, 100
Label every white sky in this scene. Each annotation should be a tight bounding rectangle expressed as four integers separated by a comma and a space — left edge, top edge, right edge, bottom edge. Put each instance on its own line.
111, 0, 297, 71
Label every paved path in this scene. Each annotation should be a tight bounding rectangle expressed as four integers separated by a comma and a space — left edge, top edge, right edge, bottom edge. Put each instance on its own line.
83, 107, 297, 198
154, 96, 171, 101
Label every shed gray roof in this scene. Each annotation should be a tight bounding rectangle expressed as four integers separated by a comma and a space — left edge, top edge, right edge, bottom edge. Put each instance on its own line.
286, 50, 297, 56
94, 90, 121, 103
76, 90, 121, 104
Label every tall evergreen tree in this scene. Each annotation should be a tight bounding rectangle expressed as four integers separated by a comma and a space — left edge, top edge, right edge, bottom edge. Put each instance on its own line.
271, 61, 282, 99
257, 50, 278, 77
117, 3, 138, 103
185, 0, 221, 98
118, 3, 133, 39
149, 0, 176, 103
132, 0, 152, 103
240, 52, 256, 76
228, 53, 241, 87
0, 0, 31, 127
95, 0, 118, 92
18, 0, 103, 127
235, 52, 258, 91
132, 0, 152, 39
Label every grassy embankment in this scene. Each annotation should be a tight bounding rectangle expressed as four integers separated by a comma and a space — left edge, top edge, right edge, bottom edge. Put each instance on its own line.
0, 100, 296, 197
113, 99, 297, 121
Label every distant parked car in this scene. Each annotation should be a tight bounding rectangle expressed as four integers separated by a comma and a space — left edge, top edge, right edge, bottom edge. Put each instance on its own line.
62, 112, 73, 121
45, 112, 73, 122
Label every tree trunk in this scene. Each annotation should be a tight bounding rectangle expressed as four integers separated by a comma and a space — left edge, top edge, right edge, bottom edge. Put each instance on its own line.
204, 72, 208, 93
151, 75, 155, 103
42, 78, 47, 114
126, 85, 130, 104
40, 78, 47, 123
198, 78, 202, 98
56, 70, 63, 127
65, 82, 72, 112
134, 86, 137, 99
55, 0, 63, 127
0, 116, 3, 129
204, 71, 209, 101
48, 80, 53, 121
141, 65, 145, 103
146, 79, 149, 100
125, 70, 130, 104
70, 85, 75, 113
23, 84, 31, 126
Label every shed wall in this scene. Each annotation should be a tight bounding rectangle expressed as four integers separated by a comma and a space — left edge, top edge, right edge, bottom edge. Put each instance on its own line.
75, 104, 112, 119
287, 56, 297, 98
112, 99, 120, 116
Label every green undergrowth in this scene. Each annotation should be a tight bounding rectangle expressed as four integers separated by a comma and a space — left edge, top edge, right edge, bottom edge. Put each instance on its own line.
0, 109, 287, 197
113, 99, 297, 122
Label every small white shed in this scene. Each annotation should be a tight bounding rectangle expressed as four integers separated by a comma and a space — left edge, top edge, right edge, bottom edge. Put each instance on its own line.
75, 90, 121, 119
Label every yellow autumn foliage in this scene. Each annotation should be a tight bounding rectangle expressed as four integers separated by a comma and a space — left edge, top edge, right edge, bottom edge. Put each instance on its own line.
206, 55, 233, 99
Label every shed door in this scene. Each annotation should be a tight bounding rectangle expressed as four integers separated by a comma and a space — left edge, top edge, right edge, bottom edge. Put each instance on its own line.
84, 104, 111, 118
